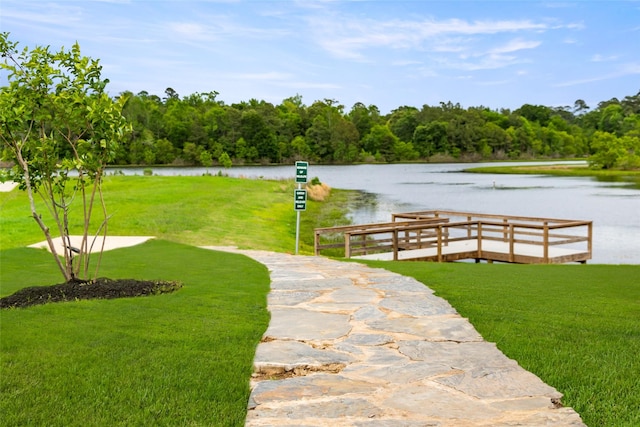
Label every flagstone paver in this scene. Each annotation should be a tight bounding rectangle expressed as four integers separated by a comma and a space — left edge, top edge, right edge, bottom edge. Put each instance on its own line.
205, 248, 585, 427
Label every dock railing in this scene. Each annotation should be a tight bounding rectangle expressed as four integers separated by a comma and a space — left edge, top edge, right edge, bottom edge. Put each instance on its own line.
314, 217, 449, 258
314, 210, 592, 264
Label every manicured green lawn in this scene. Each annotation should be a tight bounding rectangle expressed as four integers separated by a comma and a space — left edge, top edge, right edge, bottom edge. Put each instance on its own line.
361, 260, 640, 427
0, 175, 353, 254
1, 175, 295, 252
0, 240, 270, 426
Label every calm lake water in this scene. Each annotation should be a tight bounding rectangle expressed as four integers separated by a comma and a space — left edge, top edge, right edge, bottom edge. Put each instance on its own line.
113, 162, 640, 264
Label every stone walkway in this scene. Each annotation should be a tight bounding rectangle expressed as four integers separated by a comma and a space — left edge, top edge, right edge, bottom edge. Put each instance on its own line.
208, 248, 585, 427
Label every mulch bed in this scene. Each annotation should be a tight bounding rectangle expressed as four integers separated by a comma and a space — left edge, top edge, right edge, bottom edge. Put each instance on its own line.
0, 278, 182, 309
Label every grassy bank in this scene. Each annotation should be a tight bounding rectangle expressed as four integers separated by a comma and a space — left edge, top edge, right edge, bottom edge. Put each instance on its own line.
0, 175, 354, 253
361, 260, 640, 427
1, 240, 270, 426
465, 163, 640, 188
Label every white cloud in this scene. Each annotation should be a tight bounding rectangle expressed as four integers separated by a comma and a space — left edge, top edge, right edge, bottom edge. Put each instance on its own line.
591, 54, 619, 62
476, 79, 512, 86
1, 3, 84, 26
489, 39, 541, 54
431, 37, 473, 53
555, 62, 640, 87
453, 53, 526, 71
275, 81, 342, 90
232, 72, 293, 81
391, 60, 423, 67
307, 12, 562, 64
620, 63, 640, 74
417, 18, 548, 36
168, 22, 215, 41
542, 2, 578, 9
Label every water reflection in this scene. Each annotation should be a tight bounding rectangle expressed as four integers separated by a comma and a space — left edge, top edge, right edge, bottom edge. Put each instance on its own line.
594, 174, 640, 190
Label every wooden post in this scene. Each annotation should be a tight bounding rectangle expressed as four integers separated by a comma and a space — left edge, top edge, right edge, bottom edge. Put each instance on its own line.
503, 218, 508, 241
345, 233, 351, 258
392, 230, 399, 261
588, 222, 593, 258
437, 225, 442, 262
543, 222, 549, 263
509, 224, 515, 263
477, 222, 483, 259
314, 231, 319, 255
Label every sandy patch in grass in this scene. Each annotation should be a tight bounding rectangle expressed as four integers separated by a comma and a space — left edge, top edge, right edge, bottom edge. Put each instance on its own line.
29, 235, 155, 253
0, 181, 18, 192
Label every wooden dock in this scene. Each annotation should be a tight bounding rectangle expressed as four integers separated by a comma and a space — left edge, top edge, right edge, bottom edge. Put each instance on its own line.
314, 210, 592, 264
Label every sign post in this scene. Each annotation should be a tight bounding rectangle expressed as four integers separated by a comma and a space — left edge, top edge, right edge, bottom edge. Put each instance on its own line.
294, 161, 308, 254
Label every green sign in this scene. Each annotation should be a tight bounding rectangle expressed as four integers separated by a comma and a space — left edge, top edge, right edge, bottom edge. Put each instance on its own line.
295, 161, 308, 183
294, 189, 306, 211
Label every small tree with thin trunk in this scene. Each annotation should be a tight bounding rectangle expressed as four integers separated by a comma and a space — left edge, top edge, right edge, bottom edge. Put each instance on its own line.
0, 33, 131, 282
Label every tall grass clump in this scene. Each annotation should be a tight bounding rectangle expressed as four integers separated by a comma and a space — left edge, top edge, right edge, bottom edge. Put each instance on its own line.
361, 261, 640, 427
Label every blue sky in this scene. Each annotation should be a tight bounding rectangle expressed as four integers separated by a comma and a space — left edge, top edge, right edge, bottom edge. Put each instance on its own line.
2, 0, 639, 113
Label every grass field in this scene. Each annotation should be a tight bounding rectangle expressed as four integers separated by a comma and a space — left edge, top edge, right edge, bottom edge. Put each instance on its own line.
2, 175, 639, 426
0, 175, 353, 253
1, 240, 270, 426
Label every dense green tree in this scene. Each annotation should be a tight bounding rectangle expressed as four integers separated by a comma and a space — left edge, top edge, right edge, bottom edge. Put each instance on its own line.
332, 119, 360, 163
155, 138, 177, 164
199, 150, 213, 170
599, 104, 625, 135
218, 151, 232, 169
481, 108, 511, 129
481, 122, 511, 158
413, 122, 448, 157
305, 115, 331, 161
388, 106, 419, 143
573, 99, 590, 114
362, 124, 398, 161
348, 102, 380, 139
290, 135, 312, 160
240, 109, 279, 162
392, 140, 419, 161
621, 91, 640, 114
515, 104, 553, 126
589, 131, 626, 169
277, 95, 306, 146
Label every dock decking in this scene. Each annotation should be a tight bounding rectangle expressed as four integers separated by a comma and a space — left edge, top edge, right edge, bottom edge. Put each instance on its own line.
314, 210, 592, 264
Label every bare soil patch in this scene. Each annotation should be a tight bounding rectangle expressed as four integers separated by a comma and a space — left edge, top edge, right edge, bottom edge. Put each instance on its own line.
0, 278, 182, 309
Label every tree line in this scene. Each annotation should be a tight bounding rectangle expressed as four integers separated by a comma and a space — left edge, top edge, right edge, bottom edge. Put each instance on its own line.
118, 89, 640, 170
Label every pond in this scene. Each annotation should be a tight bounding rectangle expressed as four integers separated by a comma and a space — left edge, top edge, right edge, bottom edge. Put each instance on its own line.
110, 162, 640, 264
